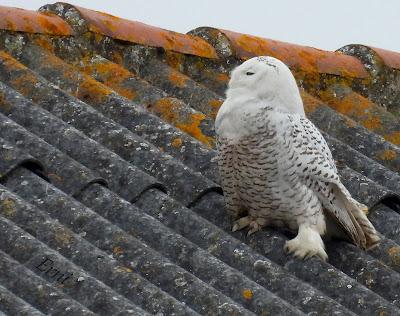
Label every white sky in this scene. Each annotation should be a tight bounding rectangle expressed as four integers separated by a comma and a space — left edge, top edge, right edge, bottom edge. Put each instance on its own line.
2, 0, 400, 52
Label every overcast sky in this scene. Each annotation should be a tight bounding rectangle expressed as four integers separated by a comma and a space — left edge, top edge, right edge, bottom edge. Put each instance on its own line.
2, 0, 400, 52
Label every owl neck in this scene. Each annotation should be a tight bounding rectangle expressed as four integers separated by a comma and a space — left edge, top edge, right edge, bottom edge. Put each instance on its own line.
226, 87, 305, 116
268, 94, 305, 116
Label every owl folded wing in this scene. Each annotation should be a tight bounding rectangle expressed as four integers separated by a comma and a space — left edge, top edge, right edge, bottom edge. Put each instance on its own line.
285, 115, 380, 249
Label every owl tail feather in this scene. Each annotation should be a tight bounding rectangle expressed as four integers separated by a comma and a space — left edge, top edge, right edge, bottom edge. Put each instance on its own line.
343, 197, 380, 250
332, 184, 380, 250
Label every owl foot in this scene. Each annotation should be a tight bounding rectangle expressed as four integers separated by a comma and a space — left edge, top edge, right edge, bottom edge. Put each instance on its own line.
284, 225, 328, 261
232, 216, 267, 236
232, 216, 252, 232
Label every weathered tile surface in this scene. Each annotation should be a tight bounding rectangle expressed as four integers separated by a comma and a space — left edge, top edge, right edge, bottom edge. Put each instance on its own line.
0, 3, 399, 315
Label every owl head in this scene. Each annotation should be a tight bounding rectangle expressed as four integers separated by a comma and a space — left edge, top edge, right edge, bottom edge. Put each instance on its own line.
226, 56, 305, 115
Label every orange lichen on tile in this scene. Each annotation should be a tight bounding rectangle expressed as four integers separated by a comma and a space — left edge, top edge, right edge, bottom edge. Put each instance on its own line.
164, 51, 185, 70
370, 46, 400, 70
220, 29, 369, 78
384, 131, 400, 146
315, 89, 386, 132
362, 116, 382, 130
300, 90, 324, 113
208, 99, 223, 119
242, 289, 253, 300
216, 73, 230, 83
0, 5, 73, 35
168, 69, 188, 88
72, 5, 218, 58
9, 75, 40, 102
47, 173, 63, 183
0, 51, 42, 96
388, 246, 400, 266
33, 36, 55, 53
54, 228, 74, 247
109, 50, 124, 66
113, 246, 124, 256
171, 137, 183, 148
0, 50, 28, 70
25, 49, 115, 104
344, 117, 358, 128
75, 77, 113, 103
317, 90, 368, 116
92, 32, 104, 44
1, 197, 16, 218
1, 49, 115, 108
152, 98, 214, 147
0, 90, 4, 107
115, 266, 133, 273
76, 56, 137, 100
378, 149, 397, 161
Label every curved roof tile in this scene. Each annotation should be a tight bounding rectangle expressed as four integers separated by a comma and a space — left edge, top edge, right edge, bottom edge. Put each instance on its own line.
0, 5, 72, 35
190, 27, 369, 78
340, 44, 400, 71
372, 47, 400, 70
40, 2, 218, 58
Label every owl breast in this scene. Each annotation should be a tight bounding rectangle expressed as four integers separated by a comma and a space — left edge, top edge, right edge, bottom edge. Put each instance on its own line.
217, 110, 321, 231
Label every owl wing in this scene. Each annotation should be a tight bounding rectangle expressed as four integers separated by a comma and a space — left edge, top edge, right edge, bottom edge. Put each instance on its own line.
286, 115, 379, 249
216, 136, 244, 218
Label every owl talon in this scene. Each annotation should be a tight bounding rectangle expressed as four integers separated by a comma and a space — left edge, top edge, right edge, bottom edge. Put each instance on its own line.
232, 216, 252, 232
284, 225, 328, 261
247, 227, 258, 236
247, 221, 262, 236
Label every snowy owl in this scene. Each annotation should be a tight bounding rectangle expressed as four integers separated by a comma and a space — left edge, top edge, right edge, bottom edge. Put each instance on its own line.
215, 56, 380, 261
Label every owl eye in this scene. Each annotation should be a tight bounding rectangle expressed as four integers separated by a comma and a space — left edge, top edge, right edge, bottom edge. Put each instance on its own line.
246, 71, 255, 76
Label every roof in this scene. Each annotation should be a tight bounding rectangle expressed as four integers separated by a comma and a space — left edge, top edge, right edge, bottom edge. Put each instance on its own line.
0, 2, 399, 315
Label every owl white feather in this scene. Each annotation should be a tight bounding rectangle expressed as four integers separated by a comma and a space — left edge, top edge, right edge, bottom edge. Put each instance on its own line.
215, 56, 380, 261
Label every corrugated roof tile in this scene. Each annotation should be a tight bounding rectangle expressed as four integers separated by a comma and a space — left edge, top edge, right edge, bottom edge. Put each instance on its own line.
0, 136, 43, 179
0, 111, 105, 197
0, 188, 150, 315
0, 3, 399, 315
2, 169, 195, 316
339, 44, 400, 113
312, 85, 400, 145
0, 284, 44, 316
0, 82, 161, 200
191, 191, 400, 315
0, 41, 218, 175
304, 99, 400, 173
135, 188, 357, 315
0, 51, 219, 205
